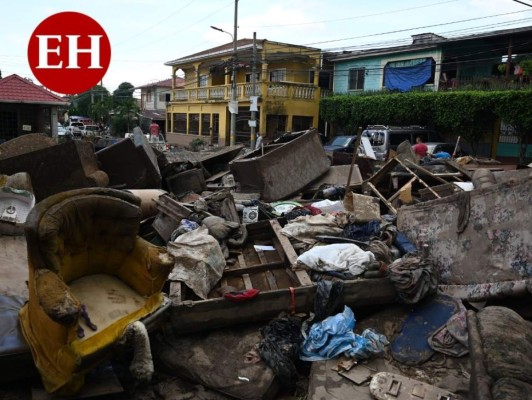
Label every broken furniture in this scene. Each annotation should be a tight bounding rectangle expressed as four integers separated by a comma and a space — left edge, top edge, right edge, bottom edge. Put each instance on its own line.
229, 129, 330, 202
397, 171, 532, 285
19, 188, 174, 395
0, 172, 35, 235
0, 140, 109, 201
168, 219, 397, 334
364, 157, 470, 214
96, 137, 161, 189
467, 306, 532, 400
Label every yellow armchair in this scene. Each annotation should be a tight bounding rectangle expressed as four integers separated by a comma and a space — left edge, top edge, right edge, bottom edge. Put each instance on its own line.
19, 188, 174, 395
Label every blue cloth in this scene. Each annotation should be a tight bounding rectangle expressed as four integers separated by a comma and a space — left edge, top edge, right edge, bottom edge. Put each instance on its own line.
342, 220, 380, 242
300, 306, 388, 361
384, 58, 433, 92
394, 231, 417, 255
433, 151, 451, 159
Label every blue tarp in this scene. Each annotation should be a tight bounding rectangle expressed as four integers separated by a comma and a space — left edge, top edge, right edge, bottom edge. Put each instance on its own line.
384, 58, 433, 92
300, 306, 389, 361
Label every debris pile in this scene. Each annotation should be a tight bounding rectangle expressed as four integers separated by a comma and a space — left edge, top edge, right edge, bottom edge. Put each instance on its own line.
0, 129, 530, 399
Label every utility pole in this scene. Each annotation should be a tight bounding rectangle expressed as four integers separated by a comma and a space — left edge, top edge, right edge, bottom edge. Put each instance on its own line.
229, 0, 239, 146
250, 32, 257, 150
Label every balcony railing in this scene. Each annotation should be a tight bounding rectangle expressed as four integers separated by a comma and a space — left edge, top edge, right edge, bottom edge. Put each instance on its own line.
172, 82, 318, 102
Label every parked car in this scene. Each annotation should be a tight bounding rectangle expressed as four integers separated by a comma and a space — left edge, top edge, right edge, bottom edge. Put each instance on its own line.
362, 125, 442, 160
67, 122, 84, 137
82, 125, 100, 136
323, 135, 357, 159
57, 126, 67, 136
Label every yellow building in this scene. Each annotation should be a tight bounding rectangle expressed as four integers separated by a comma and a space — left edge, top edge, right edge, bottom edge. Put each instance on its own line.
165, 38, 321, 145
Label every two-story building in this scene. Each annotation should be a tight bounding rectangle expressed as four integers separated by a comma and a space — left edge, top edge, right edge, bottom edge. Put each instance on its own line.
164, 39, 322, 145
137, 77, 184, 134
329, 26, 532, 94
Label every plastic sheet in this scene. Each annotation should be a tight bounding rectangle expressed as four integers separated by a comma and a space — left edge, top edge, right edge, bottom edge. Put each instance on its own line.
300, 306, 388, 362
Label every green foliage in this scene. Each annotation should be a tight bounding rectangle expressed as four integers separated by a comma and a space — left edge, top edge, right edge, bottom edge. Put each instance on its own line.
320, 90, 532, 155
113, 82, 135, 105
189, 138, 206, 152
69, 85, 111, 121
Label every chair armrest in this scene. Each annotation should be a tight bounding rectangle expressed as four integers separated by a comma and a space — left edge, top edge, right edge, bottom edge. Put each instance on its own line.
34, 269, 80, 325
118, 238, 174, 296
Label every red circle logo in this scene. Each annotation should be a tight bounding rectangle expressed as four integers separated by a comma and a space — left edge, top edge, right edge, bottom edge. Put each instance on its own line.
27, 12, 111, 95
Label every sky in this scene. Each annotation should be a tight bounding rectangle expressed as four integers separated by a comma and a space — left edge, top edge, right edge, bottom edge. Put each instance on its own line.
1, 0, 531, 94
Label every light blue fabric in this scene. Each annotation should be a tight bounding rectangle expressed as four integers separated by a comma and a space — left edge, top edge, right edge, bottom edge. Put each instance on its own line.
300, 306, 388, 361
384, 58, 433, 92
433, 151, 451, 159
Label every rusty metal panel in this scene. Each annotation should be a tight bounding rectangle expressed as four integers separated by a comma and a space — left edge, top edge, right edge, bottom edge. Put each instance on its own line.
397, 172, 532, 285
229, 129, 330, 202
0, 140, 108, 201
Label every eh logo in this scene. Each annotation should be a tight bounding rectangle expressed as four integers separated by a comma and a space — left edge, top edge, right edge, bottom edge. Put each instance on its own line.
28, 12, 111, 95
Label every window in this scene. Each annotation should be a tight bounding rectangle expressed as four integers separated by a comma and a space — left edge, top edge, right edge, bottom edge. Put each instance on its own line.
198, 75, 208, 87
173, 113, 187, 133
146, 89, 152, 102
245, 73, 260, 83
269, 69, 286, 82
292, 116, 313, 132
309, 70, 315, 84
201, 114, 211, 135
348, 68, 365, 90
158, 92, 167, 102
189, 113, 200, 134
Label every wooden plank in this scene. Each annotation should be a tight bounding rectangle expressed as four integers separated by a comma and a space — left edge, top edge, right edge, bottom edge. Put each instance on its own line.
223, 261, 286, 277
404, 159, 449, 185
242, 274, 253, 290
270, 219, 298, 264
265, 270, 279, 290
395, 158, 440, 199
237, 254, 247, 268
387, 176, 416, 203
366, 181, 397, 214
221, 278, 228, 288
168, 281, 182, 306
255, 248, 268, 265
169, 278, 397, 335
269, 219, 313, 286
205, 170, 230, 183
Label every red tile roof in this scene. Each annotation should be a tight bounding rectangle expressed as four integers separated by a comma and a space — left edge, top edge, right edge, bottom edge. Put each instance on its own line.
0, 74, 69, 105
137, 77, 185, 89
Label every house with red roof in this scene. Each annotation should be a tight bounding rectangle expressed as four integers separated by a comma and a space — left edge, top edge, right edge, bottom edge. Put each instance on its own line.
136, 77, 184, 134
0, 74, 69, 142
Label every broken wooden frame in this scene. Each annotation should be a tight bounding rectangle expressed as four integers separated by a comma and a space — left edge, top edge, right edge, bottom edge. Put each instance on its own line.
167, 219, 397, 334
364, 157, 470, 214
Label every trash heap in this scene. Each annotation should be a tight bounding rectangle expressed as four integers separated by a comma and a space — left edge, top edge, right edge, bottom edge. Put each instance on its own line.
0, 128, 530, 400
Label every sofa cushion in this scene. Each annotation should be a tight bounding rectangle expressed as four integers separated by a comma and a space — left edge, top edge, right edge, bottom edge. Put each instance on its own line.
492, 377, 532, 400
477, 306, 532, 385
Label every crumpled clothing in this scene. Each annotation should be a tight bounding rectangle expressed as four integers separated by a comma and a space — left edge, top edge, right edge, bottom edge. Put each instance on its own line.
300, 306, 388, 362
285, 205, 322, 221
258, 317, 303, 388
368, 239, 392, 264
429, 309, 469, 357
281, 214, 343, 245
223, 288, 260, 302
297, 243, 376, 277
202, 215, 240, 241
342, 220, 381, 242
167, 226, 226, 299
387, 252, 438, 304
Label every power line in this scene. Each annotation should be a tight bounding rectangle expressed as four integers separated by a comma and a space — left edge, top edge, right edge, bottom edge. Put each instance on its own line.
304, 9, 532, 46
114, 0, 197, 46
241, 0, 459, 28
513, 0, 532, 7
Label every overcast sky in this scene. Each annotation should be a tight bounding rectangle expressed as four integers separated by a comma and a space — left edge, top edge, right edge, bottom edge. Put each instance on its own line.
1, 0, 531, 93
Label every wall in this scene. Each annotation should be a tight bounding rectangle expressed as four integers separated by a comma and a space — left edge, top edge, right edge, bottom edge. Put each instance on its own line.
333, 48, 442, 92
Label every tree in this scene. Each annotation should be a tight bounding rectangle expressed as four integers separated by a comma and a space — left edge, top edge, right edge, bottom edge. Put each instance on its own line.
69, 85, 111, 119
111, 98, 138, 135
113, 82, 135, 106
